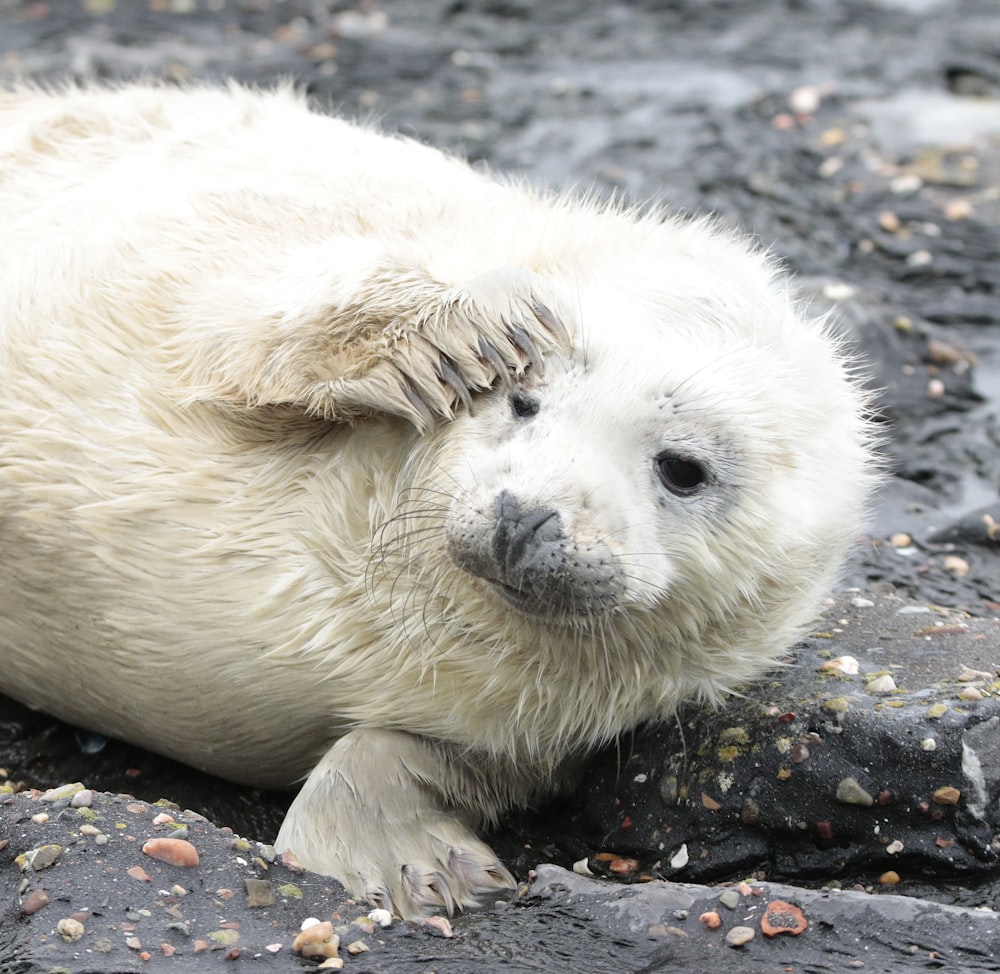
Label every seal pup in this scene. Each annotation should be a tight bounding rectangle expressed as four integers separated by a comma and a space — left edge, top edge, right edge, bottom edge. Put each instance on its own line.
0, 84, 875, 918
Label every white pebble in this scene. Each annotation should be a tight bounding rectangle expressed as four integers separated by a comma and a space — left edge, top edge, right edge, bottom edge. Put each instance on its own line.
572, 858, 593, 876
300, 917, 322, 931
670, 843, 689, 869
821, 656, 860, 675
921, 738, 937, 751
368, 908, 393, 928
868, 675, 897, 693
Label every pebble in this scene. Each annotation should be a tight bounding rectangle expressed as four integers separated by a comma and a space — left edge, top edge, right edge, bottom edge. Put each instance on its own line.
70, 789, 94, 808
719, 889, 741, 910
346, 941, 370, 955
921, 738, 937, 751
867, 674, 897, 693
836, 777, 874, 807
245, 878, 275, 907
943, 555, 970, 578
788, 84, 821, 114
726, 925, 756, 947
760, 900, 808, 937
670, 844, 689, 869
30, 812, 49, 825
57, 917, 85, 942
927, 377, 945, 397
889, 532, 912, 548
152, 812, 175, 826
699, 911, 721, 929
142, 837, 200, 867
932, 786, 961, 806
878, 210, 901, 232
21, 889, 50, 915
424, 915, 454, 938
23, 844, 63, 871
886, 840, 904, 854
959, 687, 983, 701
127, 866, 152, 882
368, 908, 393, 928
850, 597, 874, 608
572, 858, 593, 876
879, 871, 901, 885
820, 655, 860, 675
292, 917, 340, 958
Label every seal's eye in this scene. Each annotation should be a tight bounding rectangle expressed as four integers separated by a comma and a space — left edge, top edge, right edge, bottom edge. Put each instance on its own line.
656, 453, 707, 496
510, 391, 540, 419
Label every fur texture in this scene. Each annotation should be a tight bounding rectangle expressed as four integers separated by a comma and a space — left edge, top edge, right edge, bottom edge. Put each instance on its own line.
0, 83, 875, 916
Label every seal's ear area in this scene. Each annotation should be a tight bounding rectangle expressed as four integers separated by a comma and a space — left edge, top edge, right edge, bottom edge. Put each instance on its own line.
169, 245, 571, 435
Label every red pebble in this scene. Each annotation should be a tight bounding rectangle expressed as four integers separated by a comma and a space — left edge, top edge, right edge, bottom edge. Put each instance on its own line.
142, 838, 200, 867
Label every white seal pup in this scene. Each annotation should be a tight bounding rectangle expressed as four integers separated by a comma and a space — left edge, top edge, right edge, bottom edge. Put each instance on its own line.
0, 84, 875, 918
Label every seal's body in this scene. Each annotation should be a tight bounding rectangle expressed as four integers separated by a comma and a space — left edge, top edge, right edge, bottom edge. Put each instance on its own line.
0, 85, 873, 916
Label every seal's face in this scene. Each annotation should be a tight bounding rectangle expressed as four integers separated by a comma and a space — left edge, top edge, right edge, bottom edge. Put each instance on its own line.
434, 267, 870, 638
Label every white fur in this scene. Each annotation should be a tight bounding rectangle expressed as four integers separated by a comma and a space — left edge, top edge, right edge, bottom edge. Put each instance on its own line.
0, 83, 875, 916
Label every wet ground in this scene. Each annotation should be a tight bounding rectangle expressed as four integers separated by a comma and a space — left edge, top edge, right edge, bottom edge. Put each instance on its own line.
0, 0, 999, 954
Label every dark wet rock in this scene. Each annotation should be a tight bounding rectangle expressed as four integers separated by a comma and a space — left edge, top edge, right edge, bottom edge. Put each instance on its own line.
499, 593, 1000, 905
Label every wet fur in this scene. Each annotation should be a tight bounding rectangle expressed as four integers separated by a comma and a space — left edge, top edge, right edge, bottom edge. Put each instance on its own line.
0, 83, 876, 916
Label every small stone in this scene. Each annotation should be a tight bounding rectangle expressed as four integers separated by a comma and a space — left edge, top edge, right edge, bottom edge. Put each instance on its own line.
126, 936, 142, 950
57, 917, 85, 942
670, 844, 689, 869
867, 674, 897, 693
878, 210, 901, 232
959, 687, 983, 701
957, 666, 993, 682
127, 866, 151, 882
699, 911, 721, 929
30, 812, 49, 825
40, 783, 85, 803
424, 915, 454, 938
890, 173, 923, 194
823, 697, 850, 714
927, 377, 945, 397
719, 889, 741, 910
886, 840, 904, 854
788, 84, 821, 114
932, 786, 961, 806
726, 925, 756, 947
944, 198, 973, 221
572, 858, 593, 876
70, 790, 93, 808
25, 844, 63, 871
836, 777, 874, 807
609, 857, 638, 874
21, 889, 50, 915
849, 597, 874, 608
368, 908, 392, 928
265, 944, 282, 954
898, 604, 931, 614
209, 929, 240, 947
245, 878, 275, 907
879, 871, 900, 885
921, 738, 937, 751
926, 703, 948, 719
79, 824, 100, 836
346, 940, 370, 955
152, 812, 175, 826
318, 960, 344, 971
820, 655, 860, 675
293, 921, 337, 958
760, 900, 808, 937
943, 555, 970, 578
142, 838, 199, 867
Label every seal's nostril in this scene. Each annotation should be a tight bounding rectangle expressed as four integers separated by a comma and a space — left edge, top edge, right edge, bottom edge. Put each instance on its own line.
491, 491, 562, 576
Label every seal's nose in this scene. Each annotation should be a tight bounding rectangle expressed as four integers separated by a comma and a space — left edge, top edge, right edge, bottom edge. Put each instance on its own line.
490, 490, 562, 580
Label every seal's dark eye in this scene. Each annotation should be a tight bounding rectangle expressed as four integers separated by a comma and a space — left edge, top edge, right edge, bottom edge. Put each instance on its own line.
511, 391, 540, 419
656, 453, 707, 496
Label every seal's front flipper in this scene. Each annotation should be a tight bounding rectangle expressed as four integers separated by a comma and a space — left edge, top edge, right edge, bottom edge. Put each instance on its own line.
171, 239, 573, 434
274, 728, 518, 919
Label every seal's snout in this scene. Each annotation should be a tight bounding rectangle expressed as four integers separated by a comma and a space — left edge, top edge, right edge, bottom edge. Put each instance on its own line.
444, 488, 623, 619
490, 490, 563, 579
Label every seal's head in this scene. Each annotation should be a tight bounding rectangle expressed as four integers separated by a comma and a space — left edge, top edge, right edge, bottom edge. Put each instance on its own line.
385, 223, 874, 757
